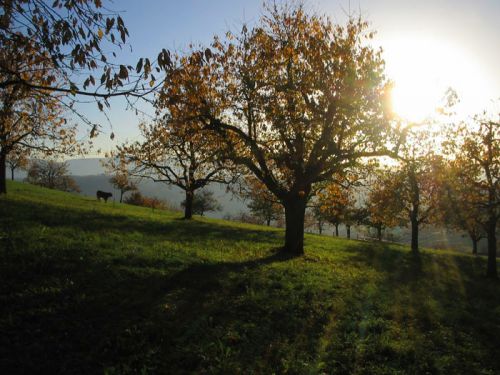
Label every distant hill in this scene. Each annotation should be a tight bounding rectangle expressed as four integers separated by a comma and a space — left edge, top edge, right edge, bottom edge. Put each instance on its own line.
66, 158, 104, 175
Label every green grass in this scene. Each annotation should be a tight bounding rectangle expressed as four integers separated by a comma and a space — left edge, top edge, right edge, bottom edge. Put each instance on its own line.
1, 181, 499, 374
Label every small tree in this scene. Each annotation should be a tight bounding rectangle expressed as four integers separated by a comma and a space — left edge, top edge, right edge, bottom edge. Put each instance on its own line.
387, 131, 444, 253
109, 172, 137, 203
317, 181, 353, 237
438, 162, 486, 255
181, 190, 221, 216
26, 159, 80, 192
242, 176, 283, 226
365, 168, 404, 240
311, 205, 326, 235
6, 145, 30, 181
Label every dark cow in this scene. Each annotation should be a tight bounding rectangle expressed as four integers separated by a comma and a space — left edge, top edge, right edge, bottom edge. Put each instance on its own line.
96, 190, 113, 202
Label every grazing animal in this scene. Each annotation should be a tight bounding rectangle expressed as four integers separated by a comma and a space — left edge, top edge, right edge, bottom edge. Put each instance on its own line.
96, 190, 113, 202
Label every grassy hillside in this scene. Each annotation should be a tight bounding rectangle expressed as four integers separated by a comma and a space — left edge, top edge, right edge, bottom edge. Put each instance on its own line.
1, 181, 499, 374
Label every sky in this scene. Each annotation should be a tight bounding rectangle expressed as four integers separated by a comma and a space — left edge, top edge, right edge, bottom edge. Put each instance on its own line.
82, 0, 500, 156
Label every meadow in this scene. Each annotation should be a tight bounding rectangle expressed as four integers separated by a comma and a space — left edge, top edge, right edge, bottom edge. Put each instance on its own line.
1, 181, 499, 374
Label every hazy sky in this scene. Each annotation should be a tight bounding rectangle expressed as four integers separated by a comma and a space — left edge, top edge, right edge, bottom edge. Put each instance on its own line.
84, 0, 500, 155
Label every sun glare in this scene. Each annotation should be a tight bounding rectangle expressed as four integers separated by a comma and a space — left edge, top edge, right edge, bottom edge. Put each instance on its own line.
384, 36, 494, 122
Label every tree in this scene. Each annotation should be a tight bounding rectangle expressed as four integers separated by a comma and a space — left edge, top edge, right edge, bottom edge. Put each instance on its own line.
181, 190, 221, 216
343, 206, 368, 240
109, 172, 137, 203
365, 168, 404, 240
241, 176, 283, 226
26, 159, 80, 192
112, 117, 232, 219
384, 132, 444, 253
6, 145, 30, 181
0, 62, 80, 193
438, 162, 486, 255
0, 0, 170, 100
317, 181, 353, 237
444, 113, 499, 277
0, 1, 170, 194
311, 205, 326, 235
159, 3, 397, 254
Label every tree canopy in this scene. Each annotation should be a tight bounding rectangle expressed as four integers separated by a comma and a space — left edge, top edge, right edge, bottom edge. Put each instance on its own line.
158, 3, 397, 254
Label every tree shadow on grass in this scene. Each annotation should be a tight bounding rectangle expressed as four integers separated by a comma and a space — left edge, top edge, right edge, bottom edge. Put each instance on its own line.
326, 241, 500, 373
0, 233, 311, 374
2, 198, 499, 374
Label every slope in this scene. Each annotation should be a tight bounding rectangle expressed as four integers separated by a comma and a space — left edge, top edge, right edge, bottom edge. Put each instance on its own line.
0, 181, 499, 374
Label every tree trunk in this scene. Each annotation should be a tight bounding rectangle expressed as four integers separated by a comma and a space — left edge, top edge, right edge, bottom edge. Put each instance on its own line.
318, 221, 323, 235
346, 224, 351, 239
409, 168, 420, 254
0, 152, 6, 194
266, 217, 271, 226
471, 236, 478, 256
184, 190, 194, 219
283, 197, 307, 255
11, 166, 15, 181
410, 214, 419, 253
119, 189, 124, 203
335, 223, 339, 237
486, 217, 497, 278
377, 225, 382, 241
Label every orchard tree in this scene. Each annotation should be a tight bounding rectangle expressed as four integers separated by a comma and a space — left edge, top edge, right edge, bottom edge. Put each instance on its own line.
444, 113, 499, 277
365, 168, 403, 240
27, 159, 80, 192
1, 1, 171, 194
439, 162, 486, 255
181, 190, 221, 216
311, 205, 326, 235
6, 145, 30, 181
241, 176, 283, 226
317, 181, 353, 237
112, 118, 232, 219
0, 63, 81, 193
109, 172, 137, 203
159, 3, 397, 254
385, 131, 445, 253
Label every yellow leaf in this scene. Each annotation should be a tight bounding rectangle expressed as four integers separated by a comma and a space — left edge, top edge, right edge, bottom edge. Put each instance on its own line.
98, 29, 104, 40
149, 79, 155, 88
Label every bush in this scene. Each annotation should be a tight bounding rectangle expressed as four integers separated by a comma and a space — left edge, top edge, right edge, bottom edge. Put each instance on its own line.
124, 191, 168, 210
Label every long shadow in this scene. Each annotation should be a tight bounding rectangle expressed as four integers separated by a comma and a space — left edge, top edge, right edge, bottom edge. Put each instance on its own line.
0, 224, 307, 375
330, 241, 500, 373
3, 198, 500, 373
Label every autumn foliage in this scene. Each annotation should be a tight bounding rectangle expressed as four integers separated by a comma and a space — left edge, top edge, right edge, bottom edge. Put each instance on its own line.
158, 3, 397, 254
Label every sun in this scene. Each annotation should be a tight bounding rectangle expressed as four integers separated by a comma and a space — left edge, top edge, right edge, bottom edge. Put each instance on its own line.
383, 36, 494, 122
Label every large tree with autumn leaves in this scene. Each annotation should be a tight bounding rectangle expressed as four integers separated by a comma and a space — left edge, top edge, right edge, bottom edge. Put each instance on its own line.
158, 3, 397, 255
0, 0, 170, 194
